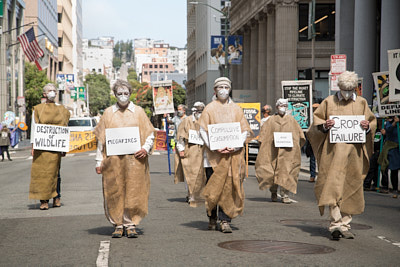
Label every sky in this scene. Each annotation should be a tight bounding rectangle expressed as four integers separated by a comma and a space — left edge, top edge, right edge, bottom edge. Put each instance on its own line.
82, 0, 187, 48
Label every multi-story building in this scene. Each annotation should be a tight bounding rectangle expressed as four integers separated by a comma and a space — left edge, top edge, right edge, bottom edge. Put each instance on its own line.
24, 0, 58, 82
82, 38, 114, 81
141, 59, 176, 83
72, 0, 83, 87
0, 0, 26, 120
168, 47, 187, 74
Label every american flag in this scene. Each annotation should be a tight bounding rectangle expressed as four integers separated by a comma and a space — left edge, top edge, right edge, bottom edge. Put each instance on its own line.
17, 27, 44, 62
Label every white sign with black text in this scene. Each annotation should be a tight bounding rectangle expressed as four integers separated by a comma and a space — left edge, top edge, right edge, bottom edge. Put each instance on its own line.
33, 124, 70, 152
329, 115, 366, 143
273, 132, 293, 148
208, 122, 242, 151
388, 49, 400, 102
188, 129, 204, 145
105, 127, 141, 156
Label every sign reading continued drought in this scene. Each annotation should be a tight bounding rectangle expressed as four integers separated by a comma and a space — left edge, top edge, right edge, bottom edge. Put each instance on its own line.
329, 115, 366, 143
105, 127, 141, 156
208, 122, 242, 151
33, 124, 70, 152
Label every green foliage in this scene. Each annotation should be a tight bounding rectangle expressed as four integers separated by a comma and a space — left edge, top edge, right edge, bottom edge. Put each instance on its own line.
113, 57, 122, 69
127, 68, 138, 82
172, 81, 186, 109
84, 73, 111, 116
24, 62, 51, 114
113, 40, 133, 62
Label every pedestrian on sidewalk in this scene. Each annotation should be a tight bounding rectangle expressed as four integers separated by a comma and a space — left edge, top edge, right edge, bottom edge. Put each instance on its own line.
94, 80, 155, 238
174, 102, 206, 206
255, 98, 306, 204
0, 123, 12, 161
307, 71, 377, 240
29, 83, 70, 210
198, 77, 252, 233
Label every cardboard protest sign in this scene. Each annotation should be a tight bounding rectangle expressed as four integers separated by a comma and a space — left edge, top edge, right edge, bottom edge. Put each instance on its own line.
388, 49, 400, 102
329, 115, 366, 143
33, 124, 70, 152
208, 122, 242, 150
68, 131, 97, 154
152, 80, 174, 115
273, 132, 293, 147
188, 129, 204, 145
236, 103, 261, 138
105, 127, 141, 156
373, 72, 400, 117
282, 80, 313, 129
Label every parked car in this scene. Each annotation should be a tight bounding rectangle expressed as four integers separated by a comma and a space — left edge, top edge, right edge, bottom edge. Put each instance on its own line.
68, 117, 97, 132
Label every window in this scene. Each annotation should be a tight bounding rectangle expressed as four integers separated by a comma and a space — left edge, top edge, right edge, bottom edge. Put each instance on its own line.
166, 65, 169, 69
160, 65, 163, 68
150, 64, 153, 68
59, 62, 63, 72
299, 4, 335, 41
144, 71, 148, 75
155, 65, 158, 68
58, 37, 63, 47
58, 13, 62, 23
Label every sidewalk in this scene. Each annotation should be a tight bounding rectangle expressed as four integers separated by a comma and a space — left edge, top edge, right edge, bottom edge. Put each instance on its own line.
10, 139, 31, 151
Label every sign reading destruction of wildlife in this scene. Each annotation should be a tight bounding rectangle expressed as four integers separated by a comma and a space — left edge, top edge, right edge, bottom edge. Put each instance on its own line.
153, 80, 174, 115
373, 71, 400, 117
329, 115, 366, 143
237, 102, 261, 138
282, 80, 313, 129
388, 49, 400, 102
208, 122, 242, 151
33, 124, 70, 152
105, 127, 141, 156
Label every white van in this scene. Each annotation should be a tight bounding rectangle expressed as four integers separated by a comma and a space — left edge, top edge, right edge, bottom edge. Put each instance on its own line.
68, 117, 97, 132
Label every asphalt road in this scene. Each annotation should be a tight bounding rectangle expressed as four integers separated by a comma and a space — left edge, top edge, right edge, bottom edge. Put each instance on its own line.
0, 149, 399, 266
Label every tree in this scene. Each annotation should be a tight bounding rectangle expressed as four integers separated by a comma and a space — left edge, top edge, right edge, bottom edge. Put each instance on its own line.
171, 81, 186, 109
24, 62, 52, 114
84, 73, 111, 116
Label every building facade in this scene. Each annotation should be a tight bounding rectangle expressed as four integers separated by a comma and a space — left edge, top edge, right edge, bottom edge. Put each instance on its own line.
141, 60, 176, 83
72, 0, 83, 87
82, 38, 114, 81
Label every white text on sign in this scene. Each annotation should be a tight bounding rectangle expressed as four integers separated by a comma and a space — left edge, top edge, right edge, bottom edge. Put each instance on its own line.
329, 115, 366, 143
105, 127, 141, 156
208, 122, 243, 150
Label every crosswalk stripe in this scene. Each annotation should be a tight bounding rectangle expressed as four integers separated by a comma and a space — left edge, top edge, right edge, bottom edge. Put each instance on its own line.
96, 240, 110, 267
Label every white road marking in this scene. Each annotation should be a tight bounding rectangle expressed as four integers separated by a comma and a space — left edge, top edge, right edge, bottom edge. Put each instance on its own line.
152, 152, 161, 155
96, 240, 110, 267
66, 154, 75, 157
27, 156, 33, 160
88, 153, 96, 156
377, 236, 400, 248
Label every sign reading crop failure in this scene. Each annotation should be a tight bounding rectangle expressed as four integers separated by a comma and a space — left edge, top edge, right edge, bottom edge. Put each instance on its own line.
329, 115, 366, 143
208, 122, 242, 151
33, 124, 70, 152
105, 127, 141, 156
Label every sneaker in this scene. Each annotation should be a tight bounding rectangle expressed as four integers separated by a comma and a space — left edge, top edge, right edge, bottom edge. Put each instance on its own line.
53, 198, 61, 208
271, 193, 278, 202
341, 230, 355, 239
8, 159, 12, 161
126, 227, 138, 238
282, 196, 291, 204
208, 217, 217, 230
39, 200, 49, 210
112, 227, 124, 238
220, 221, 232, 233
330, 228, 342, 241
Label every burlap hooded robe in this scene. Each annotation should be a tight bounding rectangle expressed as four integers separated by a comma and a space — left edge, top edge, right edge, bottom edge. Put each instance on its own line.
94, 104, 155, 226
307, 95, 376, 215
174, 115, 206, 207
29, 103, 70, 200
255, 114, 306, 194
198, 100, 252, 219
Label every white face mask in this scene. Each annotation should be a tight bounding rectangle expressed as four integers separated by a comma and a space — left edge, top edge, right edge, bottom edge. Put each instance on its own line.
278, 107, 287, 115
47, 91, 56, 101
341, 90, 354, 101
217, 88, 230, 100
177, 110, 185, 117
195, 113, 201, 120
116, 88, 130, 105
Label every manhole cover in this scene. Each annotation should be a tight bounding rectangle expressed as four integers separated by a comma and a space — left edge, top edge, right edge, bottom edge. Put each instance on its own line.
280, 219, 372, 230
218, 240, 335, 254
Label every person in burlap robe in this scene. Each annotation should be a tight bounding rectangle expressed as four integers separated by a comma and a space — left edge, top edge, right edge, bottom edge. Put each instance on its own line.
94, 80, 155, 238
198, 77, 253, 233
255, 98, 306, 204
174, 102, 206, 207
29, 83, 70, 210
307, 71, 376, 240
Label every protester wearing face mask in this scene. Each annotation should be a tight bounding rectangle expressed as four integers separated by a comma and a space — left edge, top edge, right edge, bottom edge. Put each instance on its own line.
167, 104, 187, 141
174, 102, 206, 207
198, 77, 253, 233
29, 83, 70, 210
94, 80, 155, 238
255, 98, 306, 204
307, 71, 377, 240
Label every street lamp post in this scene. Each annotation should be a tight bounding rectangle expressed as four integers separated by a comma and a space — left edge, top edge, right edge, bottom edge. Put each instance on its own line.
190, 1, 229, 78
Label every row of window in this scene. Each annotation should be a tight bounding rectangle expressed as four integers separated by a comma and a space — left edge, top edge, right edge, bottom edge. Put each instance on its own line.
145, 64, 170, 69
143, 71, 174, 75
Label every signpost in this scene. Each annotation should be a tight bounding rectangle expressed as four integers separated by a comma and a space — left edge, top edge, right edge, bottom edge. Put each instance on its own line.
330, 54, 347, 93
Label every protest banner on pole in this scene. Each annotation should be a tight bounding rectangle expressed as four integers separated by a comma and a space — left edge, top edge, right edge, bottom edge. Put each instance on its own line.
154, 130, 167, 151
33, 124, 70, 152
282, 80, 313, 129
152, 80, 174, 115
208, 122, 242, 150
388, 49, 400, 102
105, 127, 141, 156
68, 131, 97, 154
329, 115, 366, 143
236, 102, 261, 138
373, 71, 400, 117
188, 129, 204, 145
273, 132, 294, 147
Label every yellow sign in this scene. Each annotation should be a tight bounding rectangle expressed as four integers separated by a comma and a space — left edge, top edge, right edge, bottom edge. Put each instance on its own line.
237, 102, 261, 138
68, 131, 97, 154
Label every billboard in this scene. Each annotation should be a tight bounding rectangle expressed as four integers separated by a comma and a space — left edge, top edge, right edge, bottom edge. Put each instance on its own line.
211, 35, 243, 65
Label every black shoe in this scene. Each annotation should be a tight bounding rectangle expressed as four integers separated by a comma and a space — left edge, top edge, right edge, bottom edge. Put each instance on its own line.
8, 159, 12, 161
341, 230, 355, 239
330, 228, 342, 241
126, 227, 138, 238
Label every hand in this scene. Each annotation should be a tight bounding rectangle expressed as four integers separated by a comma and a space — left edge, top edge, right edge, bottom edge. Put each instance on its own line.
95, 166, 102, 174
61, 152, 66, 157
360, 120, 369, 130
179, 151, 185, 158
381, 129, 386, 135
394, 116, 399, 123
134, 148, 147, 159
324, 119, 335, 130
31, 149, 34, 157
217, 147, 234, 154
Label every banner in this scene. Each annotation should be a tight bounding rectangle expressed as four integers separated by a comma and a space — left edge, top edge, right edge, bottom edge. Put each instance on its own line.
373, 71, 400, 117
68, 131, 97, 154
329, 115, 366, 143
33, 124, 70, 152
237, 102, 261, 138
211, 35, 243, 65
153, 80, 174, 115
208, 122, 242, 150
154, 130, 167, 151
388, 49, 400, 102
282, 80, 313, 129
105, 127, 141, 156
